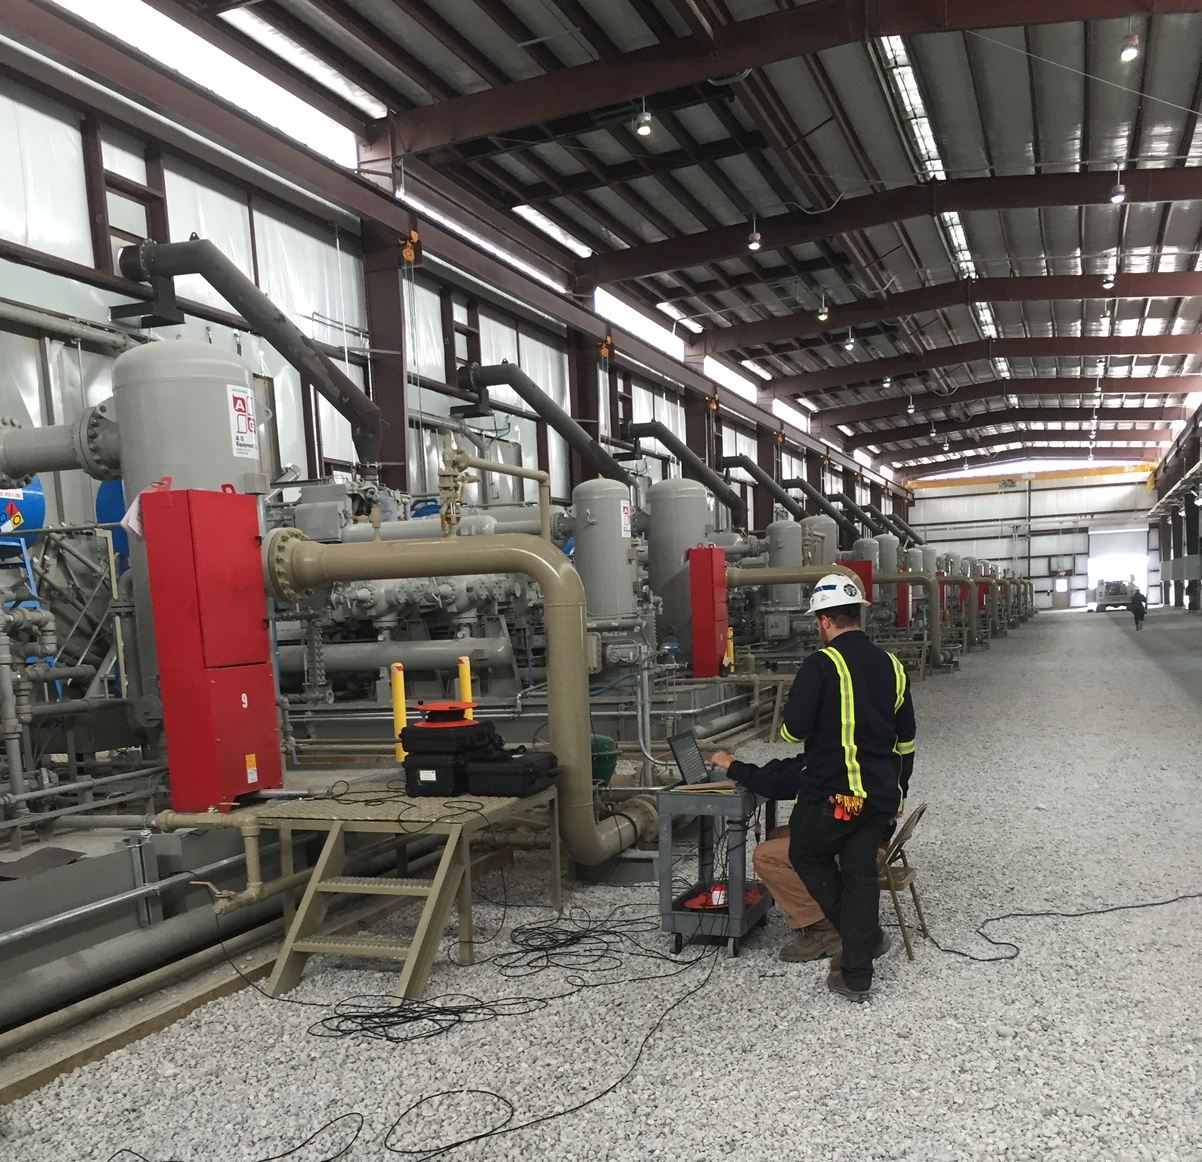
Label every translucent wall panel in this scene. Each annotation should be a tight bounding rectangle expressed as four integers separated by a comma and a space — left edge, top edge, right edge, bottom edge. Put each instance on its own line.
408, 281, 445, 381
255, 202, 366, 348
0, 81, 91, 265
162, 159, 255, 311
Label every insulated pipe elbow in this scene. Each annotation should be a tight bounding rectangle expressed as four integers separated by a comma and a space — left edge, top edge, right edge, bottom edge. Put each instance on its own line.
717, 454, 805, 521
264, 529, 650, 865
875, 571, 943, 667
460, 362, 631, 487
629, 420, 747, 527
778, 479, 858, 538
120, 239, 382, 467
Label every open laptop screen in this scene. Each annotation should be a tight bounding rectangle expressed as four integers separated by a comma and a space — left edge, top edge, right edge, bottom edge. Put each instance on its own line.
668, 731, 711, 786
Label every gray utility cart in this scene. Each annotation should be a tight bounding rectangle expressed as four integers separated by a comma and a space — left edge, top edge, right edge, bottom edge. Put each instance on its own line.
656, 785, 774, 956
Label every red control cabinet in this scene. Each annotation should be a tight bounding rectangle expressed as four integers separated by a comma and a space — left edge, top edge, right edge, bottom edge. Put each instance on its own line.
142, 489, 282, 810
688, 544, 728, 679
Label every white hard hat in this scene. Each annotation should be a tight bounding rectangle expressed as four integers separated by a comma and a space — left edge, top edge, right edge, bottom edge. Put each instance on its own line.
808, 573, 870, 615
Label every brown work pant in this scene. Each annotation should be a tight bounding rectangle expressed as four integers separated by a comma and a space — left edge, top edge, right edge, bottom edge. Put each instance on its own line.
752, 826, 824, 929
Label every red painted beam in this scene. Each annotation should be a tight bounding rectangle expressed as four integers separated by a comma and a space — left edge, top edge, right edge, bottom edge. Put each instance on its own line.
773, 337, 1202, 397
846, 406, 1188, 450
580, 169, 1202, 286
701, 272, 1202, 354
389, 0, 1202, 155
819, 376, 1202, 425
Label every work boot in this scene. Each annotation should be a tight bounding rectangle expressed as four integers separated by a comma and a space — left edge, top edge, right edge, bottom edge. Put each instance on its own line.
827, 968, 872, 1003
829, 929, 892, 972
778, 920, 841, 962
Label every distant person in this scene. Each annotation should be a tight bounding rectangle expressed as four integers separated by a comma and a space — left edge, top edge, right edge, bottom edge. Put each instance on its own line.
712, 573, 916, 1003
1128, 588, 1147, 631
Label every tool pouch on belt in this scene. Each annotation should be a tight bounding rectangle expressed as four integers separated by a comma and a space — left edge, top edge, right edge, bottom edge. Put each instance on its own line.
828, 793, 866, 821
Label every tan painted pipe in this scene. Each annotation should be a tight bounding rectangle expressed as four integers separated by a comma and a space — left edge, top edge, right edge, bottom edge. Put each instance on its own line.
448, 448, 552, 540
726, 562, 866, 632
874, 571, 943, 668
263, 529, 655, 865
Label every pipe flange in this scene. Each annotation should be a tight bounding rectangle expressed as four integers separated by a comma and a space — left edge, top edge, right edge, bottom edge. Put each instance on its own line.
78, 402, 121, 480
265, 527, 310, 604
0, 417, 33, 488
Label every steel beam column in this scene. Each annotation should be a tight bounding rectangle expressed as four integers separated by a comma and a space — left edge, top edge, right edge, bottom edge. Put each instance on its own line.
362, 227, 409, 491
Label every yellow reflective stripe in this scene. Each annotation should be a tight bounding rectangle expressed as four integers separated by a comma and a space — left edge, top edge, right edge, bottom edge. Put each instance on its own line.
888, 653, 906, 711
780, 723, 801, 744
894, 740, 916, 755
820, 647, 864, 798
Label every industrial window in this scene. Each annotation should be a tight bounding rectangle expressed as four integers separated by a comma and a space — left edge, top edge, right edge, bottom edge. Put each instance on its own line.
83, 121, 168, 276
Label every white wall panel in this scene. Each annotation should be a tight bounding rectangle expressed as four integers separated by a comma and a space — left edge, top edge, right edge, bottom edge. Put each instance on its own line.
163, 159, 255, 312
255, 203, 365, 348
0, 81, 91, 266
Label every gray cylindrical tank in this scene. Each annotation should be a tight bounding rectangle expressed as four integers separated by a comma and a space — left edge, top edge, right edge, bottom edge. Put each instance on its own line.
801, 514, 838, 567
876, 533, 900, 575
921, 546, 939, 575
113, 341, 263, 698
945, 553, 962, 575
766, 519, 804, 606
572, 478, 636, 619
852, 537, 879, 571
648, 477, 710, 656
905, 547, 925, 572
113, 341, 262, 499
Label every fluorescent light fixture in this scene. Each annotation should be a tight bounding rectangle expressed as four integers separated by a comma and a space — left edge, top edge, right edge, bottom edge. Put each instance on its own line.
596, 288, 684, 359
222, 8, 388, 119
740, 359, 774, 381
654, 301, 704, 334
401, 191, 568, 293
703, 356, 759, 402
45, 0, 360, 165
771, 399, 811, 432
511, 205, 594, 258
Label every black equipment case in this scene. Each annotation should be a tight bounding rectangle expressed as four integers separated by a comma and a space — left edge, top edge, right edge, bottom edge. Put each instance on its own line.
465, 749, 557, 797
402, 757, 467, 797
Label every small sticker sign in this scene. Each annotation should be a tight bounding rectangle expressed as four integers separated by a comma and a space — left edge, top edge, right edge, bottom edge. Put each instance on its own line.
228, 384, 259, 460
0, 500, 24, 536
620, 500, 632, 538
245, 753, 259, 785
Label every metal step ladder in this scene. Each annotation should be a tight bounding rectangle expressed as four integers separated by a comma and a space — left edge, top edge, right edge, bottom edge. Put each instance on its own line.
265, 820, 474, 1001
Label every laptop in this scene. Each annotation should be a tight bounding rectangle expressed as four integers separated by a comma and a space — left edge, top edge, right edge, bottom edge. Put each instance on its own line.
667, 731, 732, 791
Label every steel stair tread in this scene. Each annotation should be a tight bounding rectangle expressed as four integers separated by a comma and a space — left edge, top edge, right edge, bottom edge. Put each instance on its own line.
292, 934, 413, 958
315, 875, 434, 895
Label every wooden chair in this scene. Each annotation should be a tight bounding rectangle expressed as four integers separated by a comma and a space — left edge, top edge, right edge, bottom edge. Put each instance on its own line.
878, 802, 931, 960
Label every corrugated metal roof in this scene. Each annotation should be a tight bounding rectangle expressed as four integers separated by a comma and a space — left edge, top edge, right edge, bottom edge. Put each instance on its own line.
181, 0, 1202, 476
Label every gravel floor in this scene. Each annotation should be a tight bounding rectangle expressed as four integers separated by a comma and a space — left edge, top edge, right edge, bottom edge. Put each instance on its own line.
6, 610, 1202, 1162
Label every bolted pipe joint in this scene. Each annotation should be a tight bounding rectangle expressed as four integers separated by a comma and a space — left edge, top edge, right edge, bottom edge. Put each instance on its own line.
0, 403, 121, 488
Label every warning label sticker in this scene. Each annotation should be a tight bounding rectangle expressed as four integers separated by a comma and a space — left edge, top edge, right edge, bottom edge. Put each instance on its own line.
228, 384, 260, 460
245, 753, 259, 785
0, 500, 24, 536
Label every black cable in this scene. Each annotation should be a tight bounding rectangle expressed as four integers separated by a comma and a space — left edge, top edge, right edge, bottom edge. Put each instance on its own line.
103, 1112, 365, 1162
923, 890, 1202, 963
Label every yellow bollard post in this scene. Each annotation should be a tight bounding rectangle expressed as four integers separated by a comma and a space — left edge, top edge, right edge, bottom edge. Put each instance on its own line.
457, 655, 474, 718
391, 663, 407, 762
725, 627, 735, 674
